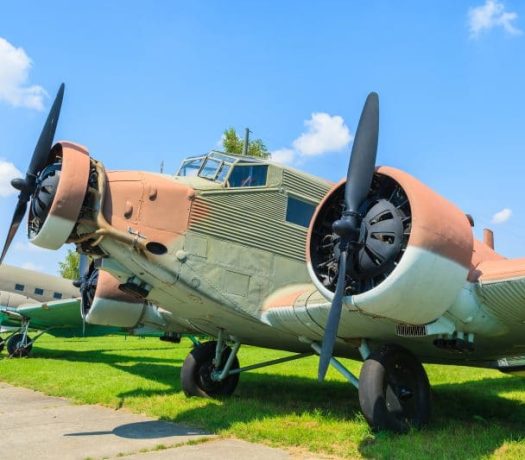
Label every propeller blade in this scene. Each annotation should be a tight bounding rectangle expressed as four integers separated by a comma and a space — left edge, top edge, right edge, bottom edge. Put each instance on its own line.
0, 200, 28, 264
345, 92, 379, 213
0, 84, 65, 266
318, 248, 348, 381
27, 83, 65, 180
318, 93, 380, 380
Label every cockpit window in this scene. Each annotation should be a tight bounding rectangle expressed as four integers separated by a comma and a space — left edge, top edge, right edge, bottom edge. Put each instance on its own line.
198, 158, 222, 180
228, 165, 268, 188
178, 158, 204, 177
216, 163, 231, 182
176, 151, 268, 186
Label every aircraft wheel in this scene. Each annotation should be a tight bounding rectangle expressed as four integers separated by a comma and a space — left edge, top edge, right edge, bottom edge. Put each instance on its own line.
0, 338, 4, 353
358, 344, 431, 433
181, 341, 239, 398
7, 333, 33, 358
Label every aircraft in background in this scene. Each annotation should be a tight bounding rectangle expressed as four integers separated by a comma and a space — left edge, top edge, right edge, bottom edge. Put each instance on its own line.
0, 262, 188, 357
2, 84, 524, 432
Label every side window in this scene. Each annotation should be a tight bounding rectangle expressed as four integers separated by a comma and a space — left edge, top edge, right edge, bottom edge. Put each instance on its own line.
286, 196, 316, 228
53, 292, 63, 300
34, 287, 44, 296
14, 283, 24, 292
229, 165, 268, 188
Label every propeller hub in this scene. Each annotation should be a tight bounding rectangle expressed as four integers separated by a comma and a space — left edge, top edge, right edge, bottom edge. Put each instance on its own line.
332, 214, 361, 243
11, 177, 29, 192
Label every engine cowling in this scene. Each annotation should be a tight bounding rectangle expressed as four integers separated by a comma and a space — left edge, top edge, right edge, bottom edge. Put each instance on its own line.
82, 269, 167, 329
307, 167, 473, 325
28, 142, 90, 250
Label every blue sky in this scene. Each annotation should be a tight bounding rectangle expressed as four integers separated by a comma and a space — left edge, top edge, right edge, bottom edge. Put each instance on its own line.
1, 0, 525, 274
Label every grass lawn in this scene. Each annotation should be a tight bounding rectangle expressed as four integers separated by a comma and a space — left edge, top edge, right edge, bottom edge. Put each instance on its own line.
0, 335, 524, 459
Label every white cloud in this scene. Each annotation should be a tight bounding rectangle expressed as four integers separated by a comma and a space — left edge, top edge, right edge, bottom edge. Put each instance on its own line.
0, 37, 47, 110
468, 0, 522, 38
293, 113, 352, 156
0, 159, 22, 197
271, 148, 295, 165
491, 208, 512, 224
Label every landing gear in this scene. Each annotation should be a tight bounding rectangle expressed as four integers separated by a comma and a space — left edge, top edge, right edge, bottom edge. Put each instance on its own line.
359, 345, 431, 433
7, 333, 33, 358
181, 341, 240, 397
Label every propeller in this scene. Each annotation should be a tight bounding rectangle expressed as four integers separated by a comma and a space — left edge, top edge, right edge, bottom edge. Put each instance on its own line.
318, 92, 379, 382
0, 84, 65, 264
74, 254, 98, 336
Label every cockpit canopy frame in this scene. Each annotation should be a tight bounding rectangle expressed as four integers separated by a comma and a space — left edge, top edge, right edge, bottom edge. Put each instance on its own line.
177, 151, 269, 188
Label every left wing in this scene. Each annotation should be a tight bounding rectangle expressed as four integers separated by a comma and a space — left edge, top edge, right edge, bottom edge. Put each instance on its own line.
0, 298, 82, 330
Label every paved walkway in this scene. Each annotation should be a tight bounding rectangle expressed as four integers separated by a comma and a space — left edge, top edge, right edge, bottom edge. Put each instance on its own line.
0, 382, 318, 459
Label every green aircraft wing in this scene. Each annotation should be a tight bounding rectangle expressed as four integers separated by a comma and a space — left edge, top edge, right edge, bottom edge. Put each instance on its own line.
0, 298, 82, 330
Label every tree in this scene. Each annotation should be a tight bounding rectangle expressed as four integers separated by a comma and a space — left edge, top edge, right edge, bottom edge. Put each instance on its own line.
222, 128, 270, 159
58, 248, 80, 280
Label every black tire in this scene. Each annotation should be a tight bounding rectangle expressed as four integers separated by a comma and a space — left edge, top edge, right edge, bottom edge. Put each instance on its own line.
359, 344, 431, 433
7, 333, 33, 358
0, 338, 4, 353
181, 341, 240, 398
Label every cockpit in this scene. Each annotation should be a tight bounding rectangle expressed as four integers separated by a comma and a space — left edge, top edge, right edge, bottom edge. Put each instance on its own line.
177, 151, 269, 188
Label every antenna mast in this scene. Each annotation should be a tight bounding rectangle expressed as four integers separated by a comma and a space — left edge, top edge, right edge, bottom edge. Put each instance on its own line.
242, 128, 251, 156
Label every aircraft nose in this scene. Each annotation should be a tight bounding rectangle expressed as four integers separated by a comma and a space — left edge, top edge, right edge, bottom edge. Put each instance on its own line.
100, 171, 195, 256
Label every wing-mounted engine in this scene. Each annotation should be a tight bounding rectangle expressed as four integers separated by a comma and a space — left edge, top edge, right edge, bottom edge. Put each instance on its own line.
307, 166, 473, 325
79, 264, 167, 329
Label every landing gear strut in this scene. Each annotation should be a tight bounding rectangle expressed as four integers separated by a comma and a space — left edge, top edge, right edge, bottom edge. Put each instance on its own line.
309, 339, 431, 432
7, 332, 33, 358
359, 345, 431, 432
181, 340, 240, 397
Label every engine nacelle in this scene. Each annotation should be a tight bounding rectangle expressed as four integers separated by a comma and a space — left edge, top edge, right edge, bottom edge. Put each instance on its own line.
28, 142, 91, 250
84, 270, 167, 329
307, 167, 473, 325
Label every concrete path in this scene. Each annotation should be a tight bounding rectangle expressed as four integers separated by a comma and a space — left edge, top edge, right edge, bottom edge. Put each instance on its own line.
0, 382, 318, 459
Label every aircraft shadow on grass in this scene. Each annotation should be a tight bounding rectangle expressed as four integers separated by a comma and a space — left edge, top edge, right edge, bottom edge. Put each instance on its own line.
64, 420, 206, 439
31, 346, 524, 458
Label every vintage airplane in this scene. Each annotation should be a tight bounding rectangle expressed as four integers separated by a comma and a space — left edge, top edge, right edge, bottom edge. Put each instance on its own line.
0, 261, 187, 357
1, 83, 524, 432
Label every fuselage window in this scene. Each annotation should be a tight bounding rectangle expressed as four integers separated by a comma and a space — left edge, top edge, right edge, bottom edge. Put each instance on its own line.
229, 165, 268, 187
53, 292, 62, 299
14, 283, 24, 292
286, 196, 316, 227
34, 287, 44, 296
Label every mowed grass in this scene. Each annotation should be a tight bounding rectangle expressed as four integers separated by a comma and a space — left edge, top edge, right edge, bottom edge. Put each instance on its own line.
0, 335, 524, 459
